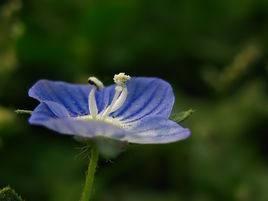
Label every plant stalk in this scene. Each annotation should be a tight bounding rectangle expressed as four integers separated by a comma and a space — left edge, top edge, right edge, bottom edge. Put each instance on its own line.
80, 143, 99, 201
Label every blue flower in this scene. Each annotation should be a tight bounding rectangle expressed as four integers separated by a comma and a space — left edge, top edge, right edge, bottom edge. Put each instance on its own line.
28, 73, 190, 144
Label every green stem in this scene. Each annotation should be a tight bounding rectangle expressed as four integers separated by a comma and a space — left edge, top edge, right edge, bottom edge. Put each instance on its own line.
80, 144, 99, 201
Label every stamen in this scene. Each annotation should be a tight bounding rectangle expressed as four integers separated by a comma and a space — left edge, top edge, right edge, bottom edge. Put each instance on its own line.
85, 73, 131, 120
101, 73, 131, 118
87, 76, 103, 118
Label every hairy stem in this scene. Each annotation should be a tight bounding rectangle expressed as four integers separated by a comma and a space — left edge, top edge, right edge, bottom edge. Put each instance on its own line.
80, 143, 99, 201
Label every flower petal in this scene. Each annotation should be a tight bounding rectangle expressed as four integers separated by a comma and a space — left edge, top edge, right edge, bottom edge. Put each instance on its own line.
28, 80, 113, 116
112, 77, 175, 123
29, 103, 126, 140
124, 116, 190, 144
29, 102, 70, 123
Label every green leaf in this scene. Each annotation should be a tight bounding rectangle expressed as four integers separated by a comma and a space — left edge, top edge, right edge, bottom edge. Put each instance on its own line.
0, 187, 24, 201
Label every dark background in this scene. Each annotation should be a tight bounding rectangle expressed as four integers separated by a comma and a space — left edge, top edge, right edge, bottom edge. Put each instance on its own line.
1, 0, 268, 200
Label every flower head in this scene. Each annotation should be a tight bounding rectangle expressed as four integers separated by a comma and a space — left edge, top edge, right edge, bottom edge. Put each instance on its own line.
28, 73, 190, 144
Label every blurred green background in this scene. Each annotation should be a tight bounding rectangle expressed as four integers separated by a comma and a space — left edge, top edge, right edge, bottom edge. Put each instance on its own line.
1, 0, 268, 200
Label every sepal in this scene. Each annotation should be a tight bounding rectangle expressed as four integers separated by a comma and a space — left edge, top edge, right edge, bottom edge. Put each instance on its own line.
171, 109, 194, 123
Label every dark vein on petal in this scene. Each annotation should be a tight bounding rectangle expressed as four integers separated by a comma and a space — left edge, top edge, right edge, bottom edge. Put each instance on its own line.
125, 86, 170, 123
116, 79, 157, 118
114, 79, 156, 117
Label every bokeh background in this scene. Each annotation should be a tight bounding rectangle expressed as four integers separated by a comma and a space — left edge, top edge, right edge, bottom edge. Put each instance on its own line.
1, 0, 268, 200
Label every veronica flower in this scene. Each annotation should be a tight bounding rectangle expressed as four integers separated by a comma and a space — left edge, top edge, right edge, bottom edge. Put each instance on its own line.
21, 73, 192, 201
28, 73, 190, 144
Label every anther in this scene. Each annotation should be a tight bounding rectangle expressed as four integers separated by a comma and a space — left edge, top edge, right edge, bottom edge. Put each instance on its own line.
113, 73, 131, 86
88, 76, 104, 90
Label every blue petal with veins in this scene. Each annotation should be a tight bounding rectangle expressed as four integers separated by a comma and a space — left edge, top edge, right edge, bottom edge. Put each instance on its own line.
28, 76, 190, 144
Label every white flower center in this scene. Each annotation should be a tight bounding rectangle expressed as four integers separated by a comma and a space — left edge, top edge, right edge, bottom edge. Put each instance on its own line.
77, 73, 131, 128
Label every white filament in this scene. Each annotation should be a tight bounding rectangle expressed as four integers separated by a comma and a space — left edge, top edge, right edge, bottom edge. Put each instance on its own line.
84, 73, 130, 123
88, 87, 98, 118
110, 86, 128, 113
100, 85, 122, 118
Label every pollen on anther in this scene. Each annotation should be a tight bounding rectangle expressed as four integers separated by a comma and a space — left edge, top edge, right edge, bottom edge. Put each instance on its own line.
113, 73, 131, 86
